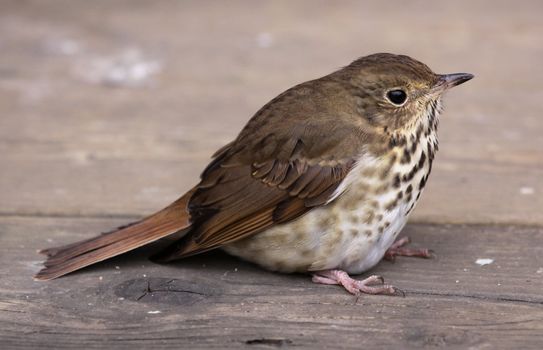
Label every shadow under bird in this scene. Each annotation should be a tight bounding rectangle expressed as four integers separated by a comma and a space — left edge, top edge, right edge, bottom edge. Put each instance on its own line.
35, 53, 473, 295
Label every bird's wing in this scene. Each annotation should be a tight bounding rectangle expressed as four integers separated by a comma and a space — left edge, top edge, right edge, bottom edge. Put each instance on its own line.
153, 82, 369, 261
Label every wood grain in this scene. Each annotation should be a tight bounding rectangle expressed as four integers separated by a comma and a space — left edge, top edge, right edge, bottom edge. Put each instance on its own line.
1, 217, 542, 349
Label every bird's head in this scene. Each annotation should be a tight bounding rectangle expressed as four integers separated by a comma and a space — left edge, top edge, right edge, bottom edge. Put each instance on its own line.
339, 53, 473, 132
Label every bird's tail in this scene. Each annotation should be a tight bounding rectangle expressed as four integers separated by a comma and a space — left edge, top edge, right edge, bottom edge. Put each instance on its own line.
34, 189, 195, 281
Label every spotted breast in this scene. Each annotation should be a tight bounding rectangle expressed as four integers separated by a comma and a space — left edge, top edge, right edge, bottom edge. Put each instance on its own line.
222, 99, 441, 275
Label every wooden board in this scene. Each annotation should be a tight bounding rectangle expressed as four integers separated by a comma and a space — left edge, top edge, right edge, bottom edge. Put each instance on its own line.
1, 217, 542, 349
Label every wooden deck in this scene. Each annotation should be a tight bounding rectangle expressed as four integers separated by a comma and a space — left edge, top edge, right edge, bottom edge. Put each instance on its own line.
1, 1, 542, 349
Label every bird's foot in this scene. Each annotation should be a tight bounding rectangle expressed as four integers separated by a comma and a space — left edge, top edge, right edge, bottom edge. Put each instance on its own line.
384, 236, 434, 262
312, 269, 403, 296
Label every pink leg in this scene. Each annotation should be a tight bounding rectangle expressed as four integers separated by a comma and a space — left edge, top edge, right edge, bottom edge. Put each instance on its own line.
384, 236, 434, 261
311, 274, 339, 285
312, 269, 401, 296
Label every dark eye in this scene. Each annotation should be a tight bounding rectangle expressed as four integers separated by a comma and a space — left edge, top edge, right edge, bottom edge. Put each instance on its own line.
386, 90, 407, 105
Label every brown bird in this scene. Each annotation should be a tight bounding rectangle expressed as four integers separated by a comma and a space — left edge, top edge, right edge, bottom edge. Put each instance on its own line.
35, 53, 473, 295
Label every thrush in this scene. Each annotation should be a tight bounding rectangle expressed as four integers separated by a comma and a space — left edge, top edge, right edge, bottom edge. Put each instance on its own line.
35, 53, 473, 296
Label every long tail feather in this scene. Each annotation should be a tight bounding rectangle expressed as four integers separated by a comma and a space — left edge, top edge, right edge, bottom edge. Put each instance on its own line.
34, 189, 195, 281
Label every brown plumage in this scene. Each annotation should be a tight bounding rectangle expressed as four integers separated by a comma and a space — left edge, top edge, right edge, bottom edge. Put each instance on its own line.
35, 53, 473, 295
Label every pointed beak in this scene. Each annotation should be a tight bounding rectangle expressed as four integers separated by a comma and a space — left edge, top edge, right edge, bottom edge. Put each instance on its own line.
433, 73, 474, 92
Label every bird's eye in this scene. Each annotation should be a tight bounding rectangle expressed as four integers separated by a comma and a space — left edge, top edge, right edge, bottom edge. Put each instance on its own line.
386, 90, 407, 105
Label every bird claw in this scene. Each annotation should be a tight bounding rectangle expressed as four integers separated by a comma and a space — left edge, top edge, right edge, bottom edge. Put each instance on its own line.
392, 287, 406, 297
312, 270, 400, 296
384, 236, 435, 261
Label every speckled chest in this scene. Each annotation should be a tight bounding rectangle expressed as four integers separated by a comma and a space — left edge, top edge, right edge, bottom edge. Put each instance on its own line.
321, 125, 438, 274
223, 118, 439, 275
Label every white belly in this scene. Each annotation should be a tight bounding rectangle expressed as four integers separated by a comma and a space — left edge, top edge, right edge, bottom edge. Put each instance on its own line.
337, 202, 409, 273
223, 150, 429, 275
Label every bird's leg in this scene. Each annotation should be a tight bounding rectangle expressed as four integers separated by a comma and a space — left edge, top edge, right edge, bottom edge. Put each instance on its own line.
384, 236, 434, 261
312, 269, 400, 296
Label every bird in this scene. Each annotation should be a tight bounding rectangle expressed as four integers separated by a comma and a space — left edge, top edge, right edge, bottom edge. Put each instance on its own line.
34, 53, 473, 295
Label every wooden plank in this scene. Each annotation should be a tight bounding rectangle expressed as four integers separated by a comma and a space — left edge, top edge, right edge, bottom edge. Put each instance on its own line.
0, 1, 543, 224
1, 217, 542, 349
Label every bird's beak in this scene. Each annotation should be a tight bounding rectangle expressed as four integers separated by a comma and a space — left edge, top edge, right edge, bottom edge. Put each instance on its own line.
433, 73, 474, 92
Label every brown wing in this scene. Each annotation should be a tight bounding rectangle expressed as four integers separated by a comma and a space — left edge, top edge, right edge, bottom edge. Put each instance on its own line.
153, 79, 369, 262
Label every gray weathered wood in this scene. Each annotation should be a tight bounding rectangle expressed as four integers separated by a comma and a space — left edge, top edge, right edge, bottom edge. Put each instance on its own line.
1, 217, 542, 349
